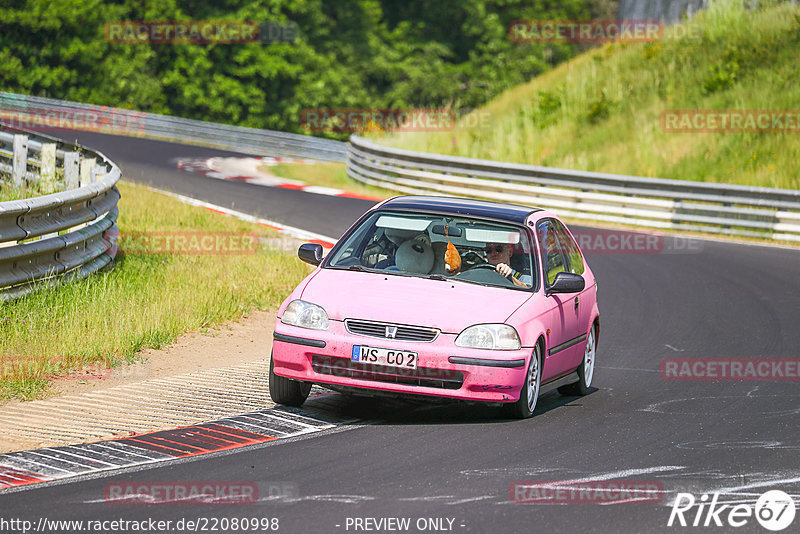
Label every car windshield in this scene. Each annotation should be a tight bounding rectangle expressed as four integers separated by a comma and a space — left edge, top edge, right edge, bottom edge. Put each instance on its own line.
327, 210, 535, 290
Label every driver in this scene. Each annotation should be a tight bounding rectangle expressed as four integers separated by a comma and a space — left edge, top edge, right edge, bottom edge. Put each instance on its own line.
485, 243, 531, 288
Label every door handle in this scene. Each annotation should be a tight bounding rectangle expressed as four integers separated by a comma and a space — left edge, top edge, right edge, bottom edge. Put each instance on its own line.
574, 296, 579, 311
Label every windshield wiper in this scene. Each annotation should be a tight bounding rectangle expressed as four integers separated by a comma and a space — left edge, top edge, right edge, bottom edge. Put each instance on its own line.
449, 277, 493, 288
426, 274, 448, 281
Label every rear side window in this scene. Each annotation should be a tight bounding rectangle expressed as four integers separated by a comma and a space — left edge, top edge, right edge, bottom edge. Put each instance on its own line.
536, 220, 567, 286
552, 220, 585, 276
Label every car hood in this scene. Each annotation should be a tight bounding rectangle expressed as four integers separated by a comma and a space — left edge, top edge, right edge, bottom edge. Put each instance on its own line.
299, 269, 532, 334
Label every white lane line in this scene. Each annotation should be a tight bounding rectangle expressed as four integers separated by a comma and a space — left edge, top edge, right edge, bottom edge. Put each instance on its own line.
303, 185, 347, 196
446, 495, 496, 505
219, 421, 291, 437
144, 186, 338, 246
714, 476, 800, 496
61, 445, 137, 465
228, 413, 310, 431
596, 365, 659, 373
239, 413, 323, 430
555, 466, 686, 484
245, 176, 290, 187
92, 443, 170, 461
0, 456, 75, 477
40, 448, 118, 468
25, 450, 95, 470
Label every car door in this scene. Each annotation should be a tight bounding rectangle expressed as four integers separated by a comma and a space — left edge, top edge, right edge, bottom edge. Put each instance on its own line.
551, 219, 594, 370
536, 219, 584, 379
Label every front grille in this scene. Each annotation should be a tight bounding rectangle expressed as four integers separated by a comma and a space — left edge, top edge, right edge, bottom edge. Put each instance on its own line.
312, 355, 463, 390
345, 319, 439, 342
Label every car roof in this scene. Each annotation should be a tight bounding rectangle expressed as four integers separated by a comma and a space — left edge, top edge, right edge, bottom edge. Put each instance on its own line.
377, 196, 542, 225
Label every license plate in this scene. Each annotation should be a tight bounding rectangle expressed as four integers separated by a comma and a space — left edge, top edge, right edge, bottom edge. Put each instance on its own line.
351, 345, 418, 369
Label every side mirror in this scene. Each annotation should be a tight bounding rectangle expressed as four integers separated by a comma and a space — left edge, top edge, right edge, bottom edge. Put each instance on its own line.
546, 272, 585, 295
298, 243, 323, 266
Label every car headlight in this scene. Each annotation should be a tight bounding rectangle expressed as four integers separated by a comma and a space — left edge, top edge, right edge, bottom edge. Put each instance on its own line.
281, 300, 329, 330
455, 324, 521, 350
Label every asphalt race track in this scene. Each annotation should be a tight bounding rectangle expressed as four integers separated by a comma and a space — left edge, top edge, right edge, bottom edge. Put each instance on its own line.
1, 132, 799, 533
50, 128, 375, 238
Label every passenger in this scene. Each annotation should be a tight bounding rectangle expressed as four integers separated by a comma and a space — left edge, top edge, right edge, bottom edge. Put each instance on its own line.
485, 243, 531, 288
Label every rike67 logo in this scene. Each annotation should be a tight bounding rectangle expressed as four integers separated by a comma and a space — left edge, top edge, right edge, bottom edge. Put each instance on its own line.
668, 490, 796, 531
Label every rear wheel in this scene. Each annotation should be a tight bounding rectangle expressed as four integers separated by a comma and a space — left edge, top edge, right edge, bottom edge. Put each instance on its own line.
504, 343, 541, 419
558, 324, 596, 396
269, 353, 312, 407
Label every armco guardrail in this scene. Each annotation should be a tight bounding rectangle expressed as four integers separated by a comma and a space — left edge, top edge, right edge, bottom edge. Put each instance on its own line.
0, 125, 119, 300
0, 91, 346, 162
347, 135, 800, 242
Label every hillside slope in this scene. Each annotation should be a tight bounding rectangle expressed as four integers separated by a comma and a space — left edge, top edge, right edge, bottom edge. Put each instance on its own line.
378, 1, 800, 189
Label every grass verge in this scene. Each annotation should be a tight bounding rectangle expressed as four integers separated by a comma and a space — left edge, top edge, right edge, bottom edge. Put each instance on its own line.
375, 0, 800, 190
0, 180, 313, 402
0, 181, 48, 202
0, 170, 66, 201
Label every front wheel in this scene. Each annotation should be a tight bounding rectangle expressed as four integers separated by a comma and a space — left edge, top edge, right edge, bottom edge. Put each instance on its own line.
558, 324, 597, 396
269, 353, 312, 407
504, 344, 542, 419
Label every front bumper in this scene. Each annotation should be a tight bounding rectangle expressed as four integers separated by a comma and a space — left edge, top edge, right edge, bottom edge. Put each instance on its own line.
271, 320, 531, 403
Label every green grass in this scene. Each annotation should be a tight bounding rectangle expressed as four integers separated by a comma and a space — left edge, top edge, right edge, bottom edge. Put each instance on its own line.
267, 162, 395, 200
375, 0, 800, 190
0, 180, 313, 401
0, 181, 43, 202
0, 170, 65, 200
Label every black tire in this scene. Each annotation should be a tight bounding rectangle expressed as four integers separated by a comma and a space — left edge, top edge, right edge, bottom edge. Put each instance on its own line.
558, 324, 597, 396
269, 353, 312, 407
504, 343, 542, 419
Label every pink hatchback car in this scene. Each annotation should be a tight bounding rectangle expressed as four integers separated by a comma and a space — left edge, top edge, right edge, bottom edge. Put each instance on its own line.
270, 196, 599, 418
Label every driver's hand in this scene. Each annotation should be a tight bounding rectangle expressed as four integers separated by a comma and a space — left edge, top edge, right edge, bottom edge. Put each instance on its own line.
495, 263, 513, 277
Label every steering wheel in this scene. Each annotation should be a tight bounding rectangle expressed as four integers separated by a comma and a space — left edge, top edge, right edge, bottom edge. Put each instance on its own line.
470, 263, 500, 271
455, 262, 515, 287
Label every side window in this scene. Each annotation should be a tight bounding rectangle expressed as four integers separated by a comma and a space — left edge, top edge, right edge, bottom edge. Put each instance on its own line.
536, 220, 567, 286
552, 220, 585, 276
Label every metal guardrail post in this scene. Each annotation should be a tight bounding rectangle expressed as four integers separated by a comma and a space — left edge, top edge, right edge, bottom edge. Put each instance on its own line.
41, 142, 57, 192
79, 157, 95, 187
64, 152, 79, 189
12, 134, 27, 186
